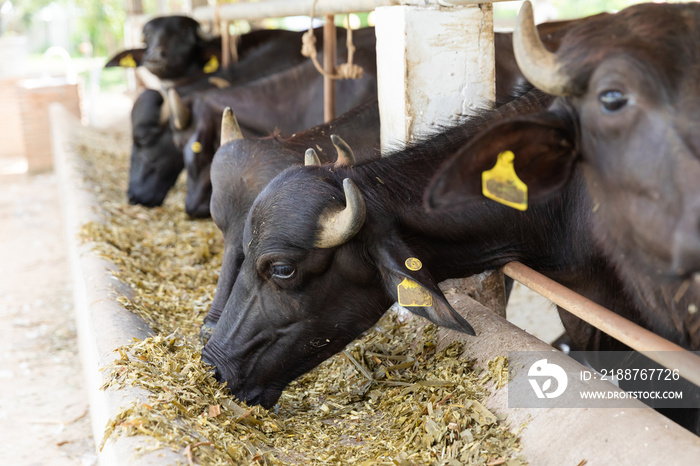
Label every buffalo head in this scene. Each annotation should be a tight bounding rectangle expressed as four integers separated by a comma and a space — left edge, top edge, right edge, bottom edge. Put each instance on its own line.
428, 1, 700, 279
127, 90, 183, 207
105, 15, 220, 80
202, 110, 304, 342
202, 160, 475, 408
181, 107, 242, 219
200, 101, 383, 345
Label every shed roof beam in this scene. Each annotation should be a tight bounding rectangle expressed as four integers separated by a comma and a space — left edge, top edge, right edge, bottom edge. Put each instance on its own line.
193, 0, 510, 22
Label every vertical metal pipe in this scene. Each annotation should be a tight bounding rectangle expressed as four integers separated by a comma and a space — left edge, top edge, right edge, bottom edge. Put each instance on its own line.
323, 15, 336, 122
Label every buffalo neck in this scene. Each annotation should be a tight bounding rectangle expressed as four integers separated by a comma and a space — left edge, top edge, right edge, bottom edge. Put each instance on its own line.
202, 60, 324, 135
337, 132, 640, 352
283, 99, 381, 163
333, 91, 611, 289
362, 160, 598, 282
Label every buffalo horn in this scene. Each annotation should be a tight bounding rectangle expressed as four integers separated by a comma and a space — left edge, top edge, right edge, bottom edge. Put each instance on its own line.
221, 107, 244, 145
305, 148, 321, 166
314, 178, 366, 249
168, 88, 191, 130
157, 90, 171, 126
331, 134, 356, 167
208, 76, 230, 88
514, 0, 573, 96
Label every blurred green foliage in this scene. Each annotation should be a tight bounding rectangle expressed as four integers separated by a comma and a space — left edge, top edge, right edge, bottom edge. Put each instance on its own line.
72, 0, 125, 57
1, 0, 124, 57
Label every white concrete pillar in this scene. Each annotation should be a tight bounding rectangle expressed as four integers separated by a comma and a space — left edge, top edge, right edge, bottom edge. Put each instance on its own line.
375, 3, 505, 317
375, 3, 495, 152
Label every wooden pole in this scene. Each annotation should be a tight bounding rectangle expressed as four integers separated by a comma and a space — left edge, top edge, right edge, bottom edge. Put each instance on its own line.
221, 21, 231, 68
126, 0, 142, 16
504, 261, 700, 388
125, 0, 143, 93
323, 16, 336, 122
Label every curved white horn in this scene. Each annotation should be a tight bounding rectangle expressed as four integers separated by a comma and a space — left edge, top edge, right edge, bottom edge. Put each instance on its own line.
305, 148, 321, 166
331, 134, 356, 167
157, 89, 171, 126
221, 107, 244, 145
168, 88, 190, 130
208, 76, 231, 88
514, 0, 573, 96
313, 178, 366, 249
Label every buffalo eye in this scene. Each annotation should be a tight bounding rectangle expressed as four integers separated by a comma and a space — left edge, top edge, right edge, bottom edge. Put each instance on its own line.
134, 129, 159, 147
270, 263, 295, 280
598, 90, 628, 113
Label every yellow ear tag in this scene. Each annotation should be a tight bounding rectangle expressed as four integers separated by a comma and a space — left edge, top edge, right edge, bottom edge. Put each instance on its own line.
405, 257, 422, 271
203, 56, 219, 73
119, 53, 137, 68
191, 141, 203, 154
397, 278, 433, 307
482, 150, 528, 211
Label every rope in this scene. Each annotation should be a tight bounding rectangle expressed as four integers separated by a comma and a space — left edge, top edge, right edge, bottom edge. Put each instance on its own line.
216, 0, 239, 67
301, 0, 364, 80
230, 32, 240, 64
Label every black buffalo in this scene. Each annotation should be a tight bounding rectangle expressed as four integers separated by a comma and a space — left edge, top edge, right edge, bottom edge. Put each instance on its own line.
427, 1, 700, 351
426, 1, 700, 433
171, 27, 378, 218
125, 28, 317, 207
201, 89, 553, 409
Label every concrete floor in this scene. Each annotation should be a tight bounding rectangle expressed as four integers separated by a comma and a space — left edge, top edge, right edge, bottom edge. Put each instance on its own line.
507, 281, 564, 344
0, 90, 132, 466
0, 171, 97, 465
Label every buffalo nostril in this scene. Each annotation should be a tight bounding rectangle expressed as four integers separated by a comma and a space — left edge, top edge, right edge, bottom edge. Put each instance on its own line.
201, 349, 220, 377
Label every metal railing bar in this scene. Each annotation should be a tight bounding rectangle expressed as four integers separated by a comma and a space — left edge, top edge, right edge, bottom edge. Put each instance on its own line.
503, 261, 700, 389
193, 0, 511, 22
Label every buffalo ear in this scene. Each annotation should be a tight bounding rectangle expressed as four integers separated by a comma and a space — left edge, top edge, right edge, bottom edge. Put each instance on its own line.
425, 112, 577, 211
199, 38, 223, 71
105, 49, 145, 68
373, 236, 476, 335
